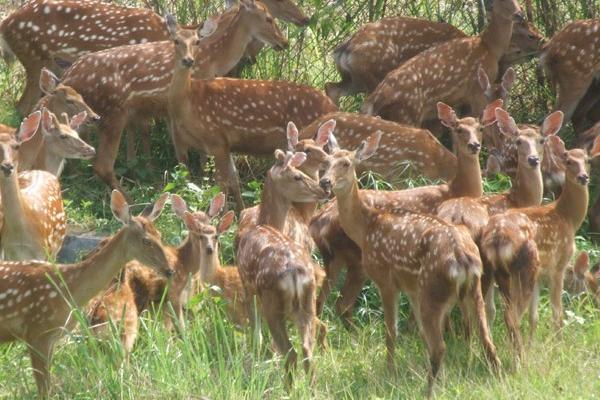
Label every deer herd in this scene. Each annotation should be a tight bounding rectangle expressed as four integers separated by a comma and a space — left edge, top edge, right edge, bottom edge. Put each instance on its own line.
0, 0, 599, 397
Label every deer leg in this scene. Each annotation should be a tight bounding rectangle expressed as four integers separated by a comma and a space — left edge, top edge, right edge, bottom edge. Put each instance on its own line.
336, 260, 367, 327
295, 288, 316, 383
496, 271, 524, 359
481, 267, 497, 330
262, 294, 296, 387
27, 333, 57, 399
93, 111, 128, 193
549, 268, 566, 332
377, 283, 398, 369
17, 60, 46, 115
213, 150, 244, 211
417, 298, 447, 398
469, 278, 500, 369
125, 125, 137, 165
528, 281, 540, 344
315, 254, 340, 316
555, 78, 593, 124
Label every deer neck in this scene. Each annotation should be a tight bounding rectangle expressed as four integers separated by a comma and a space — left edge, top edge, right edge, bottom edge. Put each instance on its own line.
33, 148, 65, 177
169, 59, 192, 107
334, 176, 370, 249
507, 163, 543, 207
449, 153, 483, 198
555, 178, 589, 230
481, 10, 514, 61
177, 235, 201, 277
200, 246, 221, 284
62, 229, 132, 306
257, 172, 292, 232
210, 15, 257, 75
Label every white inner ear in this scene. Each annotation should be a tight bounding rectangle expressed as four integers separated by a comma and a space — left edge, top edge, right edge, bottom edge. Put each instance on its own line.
199, 19, 218, 37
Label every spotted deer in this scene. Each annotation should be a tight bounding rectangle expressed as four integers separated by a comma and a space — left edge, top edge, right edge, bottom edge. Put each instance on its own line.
326, 15, 543, 106
237, 149, 327, 385
168, 21, 336, 208
481, 135, 599, 357
363, 0, 522, 126
52, 2, 293, 195
563, 251, 600, 304
0, 190, 173, 398
0, 0, 172, 114
313, 101, 500, 322
17, 108, 95, 176
541, 19, 600, 127
236, 120, 334, 252
185, 202, 248, 326
300, 112, 457, 182
0, 111, 66, 261
318, 132, 499, 395
87, 259, 166, 359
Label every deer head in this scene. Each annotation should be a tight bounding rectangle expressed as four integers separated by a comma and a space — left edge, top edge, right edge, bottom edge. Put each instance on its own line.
40, 108, 96, 160
547, 136, 595, 187
495, 109, 563, 169
437, 100, 501, 157
258, 0, 310, 26
39, 68, 100, 120
165, 14, 209, 68
319, 131, 382, 196
237, 0, 289, 50
111, 190, 174, 277
478, 67, 516, 104
287, 119, 334, 178
503, 19, 546, 64
0, 111, 41, 177
270, 149, 327, 202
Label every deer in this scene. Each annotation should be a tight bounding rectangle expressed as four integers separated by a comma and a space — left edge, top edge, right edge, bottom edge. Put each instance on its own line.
87, 256, 166, 360
325, 15, 544, 106
0, 0, 173, 114
0, 189, 173, 398
540, 19, 600, 127
236, 120, 335, 252
563, 251, 600, 305
318, 131, 499, 395
168, 20, 336, 209
184, 201, 249, 327
312, 101, 500, 322
50, 1, 296, 195
480, 135, 599, 358
237, 149, 328, 385
0, 111, 67, 261
299, 112, 457, 182
362, 0, 523, 127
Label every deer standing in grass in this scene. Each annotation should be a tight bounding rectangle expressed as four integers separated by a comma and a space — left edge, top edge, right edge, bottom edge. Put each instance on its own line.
168, 18, 336, 209
0, 111, 66, 261
51, 2, 295, 195
0, 190, 173, 398
300, 112, 457, 182
363, 0, 522, 126
312, 101, 500, 321
481, 135, 599, 357
237, 149, 327, 385
236, 120, 335, 252
318, 132, 499, 395
0, 0, 172, 114
326, 14, 543, 106
541, 18, 600, 127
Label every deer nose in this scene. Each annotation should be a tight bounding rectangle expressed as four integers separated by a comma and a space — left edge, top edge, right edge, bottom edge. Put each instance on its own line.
577, 174, 589, 185
181, 58, 194, 68
0, 163, 14, 176
319, 178, 332, 193
164, 268, 175, 278
468, 142, 481, 154
206, 245, 214, 255
275, 40, 289, 51
527, 156, 540, 167
84, 146, 96, 158
298, 16, 310, 26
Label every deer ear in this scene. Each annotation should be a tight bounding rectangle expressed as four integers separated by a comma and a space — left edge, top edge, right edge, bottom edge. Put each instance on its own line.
288, 152, 307, 168
208, 192, 226, 218
39, 68, 59, 95
590, 135, 600, 159
170, 194, 188, 218
274, 148, 286, 164
40, 108, 53, 132
548, 135, 567, 158
482, 99, 503, 126
164, 14, 178, 40
182, 211, 199, 232
328, 132, 340, 153
240, 0, 256, 9
218, 210, 235, 234
69, 111, 88, 130
356, 131, 382, 161
286, 121, 299, 151
574, 251, 590, 277
144, 192, 169, 221
199, 18, 217, 38
437, 102, 458, 128
315, 119, 336, 147
541, 111, 564, 137
501, 67, 516, 92
477, 66, 490, 91
495, 108, 519, 137
17, 110, 41, 143
111, 190, 131, 225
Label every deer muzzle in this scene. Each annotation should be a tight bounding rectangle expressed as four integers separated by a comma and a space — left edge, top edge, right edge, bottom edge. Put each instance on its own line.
527, 155, 540, 167
181, 57, 194, 68
577, 174, 590, 185
0, 163, 14, 176
468, 142, 481, 154
319, 178, 332, 196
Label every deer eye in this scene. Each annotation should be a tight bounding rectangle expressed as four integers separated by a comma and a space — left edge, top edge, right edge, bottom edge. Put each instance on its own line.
566, 160, 572, 165
515, 139, 522, 145
343, 161, 350, 167
305, 149, 311, 155
294, 175, 302, 181
60, 134, 68, 139
142, 238, 152, 246
539, 138, 546, 144
12, 144, 20, 150
195, 40, 201, 45
174, 39, 180, 45
266, 17, 273, 23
